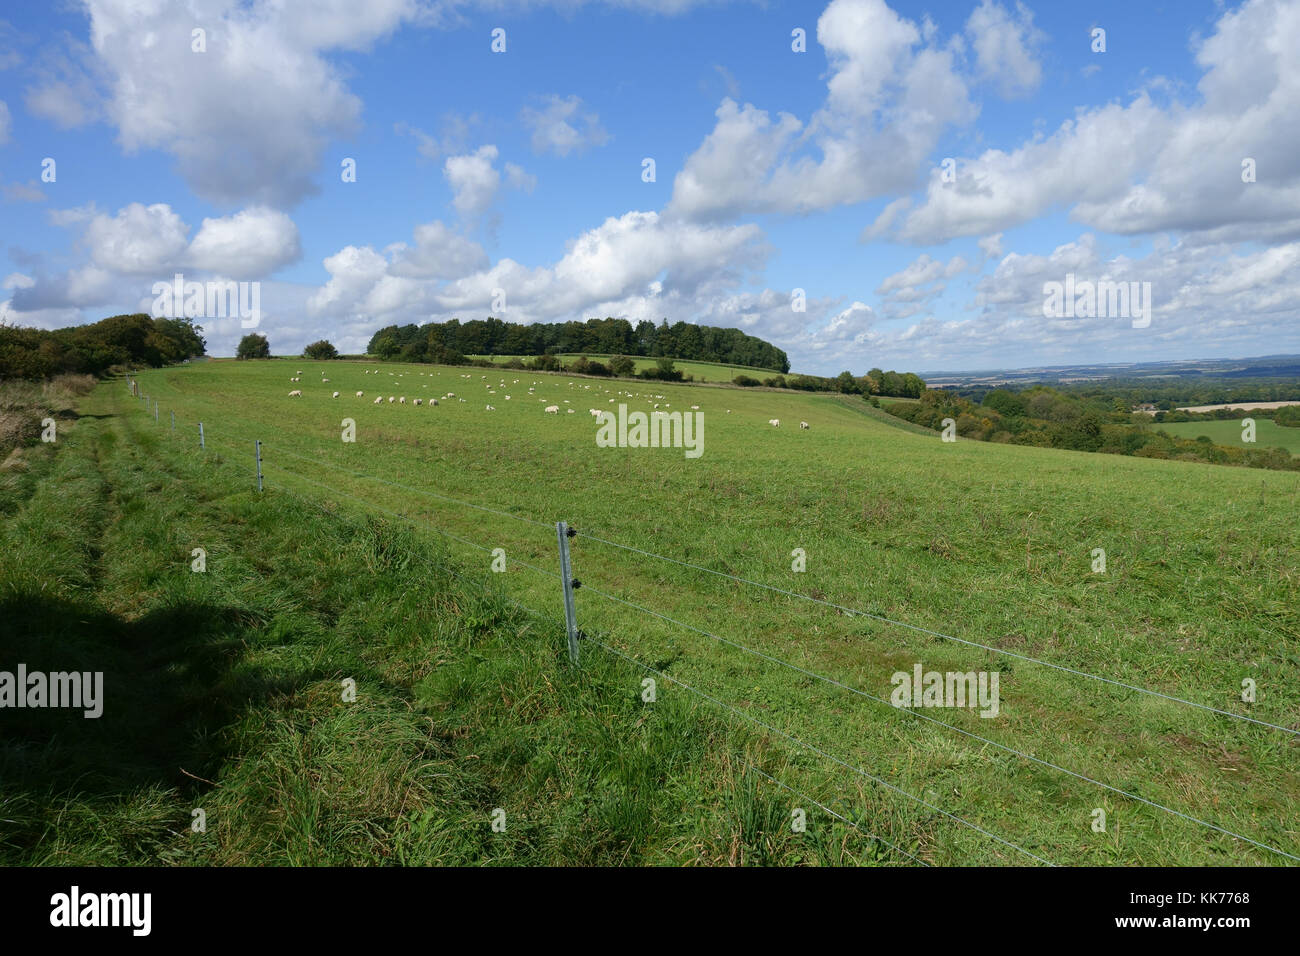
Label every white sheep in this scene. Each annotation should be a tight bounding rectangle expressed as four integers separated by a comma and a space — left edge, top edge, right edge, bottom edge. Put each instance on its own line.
373, 396, 383, 404
356, 391, 364, 397
332, 391, 340, 398
388, 396, 395, 403
399, 397, 406, 404
799, 421, 810, 430
322, 378, 330, 383
414, 398, 422, 406
545, 405, 559, 414
769, 419, 780, 427
431, 399, 439, 406
289, 390, 302, 397
486, 404, 496, 411
567, 408, 575, 413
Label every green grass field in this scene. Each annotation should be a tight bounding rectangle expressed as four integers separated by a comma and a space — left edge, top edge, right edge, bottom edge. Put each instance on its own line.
1154, 418, 1300, 456
467, 353, 783, 383
5, 355, 1299, 866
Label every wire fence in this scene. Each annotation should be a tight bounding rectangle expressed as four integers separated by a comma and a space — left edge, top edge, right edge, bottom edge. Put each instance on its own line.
120, 374, 1300, 866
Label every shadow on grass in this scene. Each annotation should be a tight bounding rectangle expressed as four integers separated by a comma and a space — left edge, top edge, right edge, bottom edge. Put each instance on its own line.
0, 591, 333, 828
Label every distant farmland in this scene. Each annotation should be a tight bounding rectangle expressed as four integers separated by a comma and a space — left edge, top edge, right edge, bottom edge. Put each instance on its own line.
1154, 418, 1300, 455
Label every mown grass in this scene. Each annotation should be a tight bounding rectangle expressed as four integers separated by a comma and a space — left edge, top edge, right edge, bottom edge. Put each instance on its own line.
0, 383, 899, 866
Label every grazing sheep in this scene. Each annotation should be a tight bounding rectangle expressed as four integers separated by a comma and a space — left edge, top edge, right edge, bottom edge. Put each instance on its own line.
373, 396, 383, 404
388, 396, 395, 404
289, 390, 302, 397
691, 405, 700, 410
545, 405, 559, 414
431, 399, 439, 406
799, 421, 810, 430
769, 419, 780, 427
567, 408, 575, 413
413, 398, 422, 406
356, 391, 364, 397
486, 404, 495, 411
331, 390, 339, 398
322, 378, 330, 383
446, 392, 455, 398
399, 397, 406, 404
589, 409, 601, 417
296, 370, 303, 374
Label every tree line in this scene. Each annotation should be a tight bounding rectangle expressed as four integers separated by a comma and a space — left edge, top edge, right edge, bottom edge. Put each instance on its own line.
732, 368, 925, 399
365, 317, 791, 373
0, 314, 206, 380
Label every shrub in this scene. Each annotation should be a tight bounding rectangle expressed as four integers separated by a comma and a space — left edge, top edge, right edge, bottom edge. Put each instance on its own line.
236, 333, 271, 359
303, 339, 339, 360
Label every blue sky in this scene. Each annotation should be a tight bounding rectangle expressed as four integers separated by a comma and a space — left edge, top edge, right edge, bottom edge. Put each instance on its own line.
2, 0, 1298, 375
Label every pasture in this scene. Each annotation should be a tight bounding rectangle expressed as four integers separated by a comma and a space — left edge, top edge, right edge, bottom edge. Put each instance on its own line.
6, 355, 1300, 866
1154, 418, 1300, 456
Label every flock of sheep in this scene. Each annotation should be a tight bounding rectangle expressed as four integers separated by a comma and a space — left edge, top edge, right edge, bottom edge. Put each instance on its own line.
283, 367, 811, 430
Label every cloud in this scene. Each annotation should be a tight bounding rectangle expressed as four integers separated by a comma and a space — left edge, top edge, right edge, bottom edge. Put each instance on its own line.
879, 0, 1300, 244
667, 0, 976, 220
187, 207, 301, 278
22, 36, 106, 129
394, 113, 477, 161
443, 145, 533, 221
74, 0, 424, 207
874, 252, 970, 318
8, 201, 300, 313
520, 94, 610, 156
445, 145, 503, 218
307, 209, 767, 329
2, 181, 46, 203
0, 99, 9, 143
965, 0, 1045, 98
387, 220, 489, 279
83, 203, 190, 275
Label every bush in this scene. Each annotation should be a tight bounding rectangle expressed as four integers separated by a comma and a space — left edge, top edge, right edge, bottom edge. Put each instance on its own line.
303, 339, 339, 360
733, 375, 761, 387
640, 358, 683, 381
236, 333, 271, 359
609, 354, 636, 377
1274, 404, 1300, 427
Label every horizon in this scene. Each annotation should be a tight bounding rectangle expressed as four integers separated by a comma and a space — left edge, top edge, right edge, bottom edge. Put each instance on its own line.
2, 0, 1298, 375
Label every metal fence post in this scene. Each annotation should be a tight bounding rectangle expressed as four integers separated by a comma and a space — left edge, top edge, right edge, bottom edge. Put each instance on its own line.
199, 422, 205, 449
255, 440, 263, 492
555, 521, 580, 664
171, 410, 175, 431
